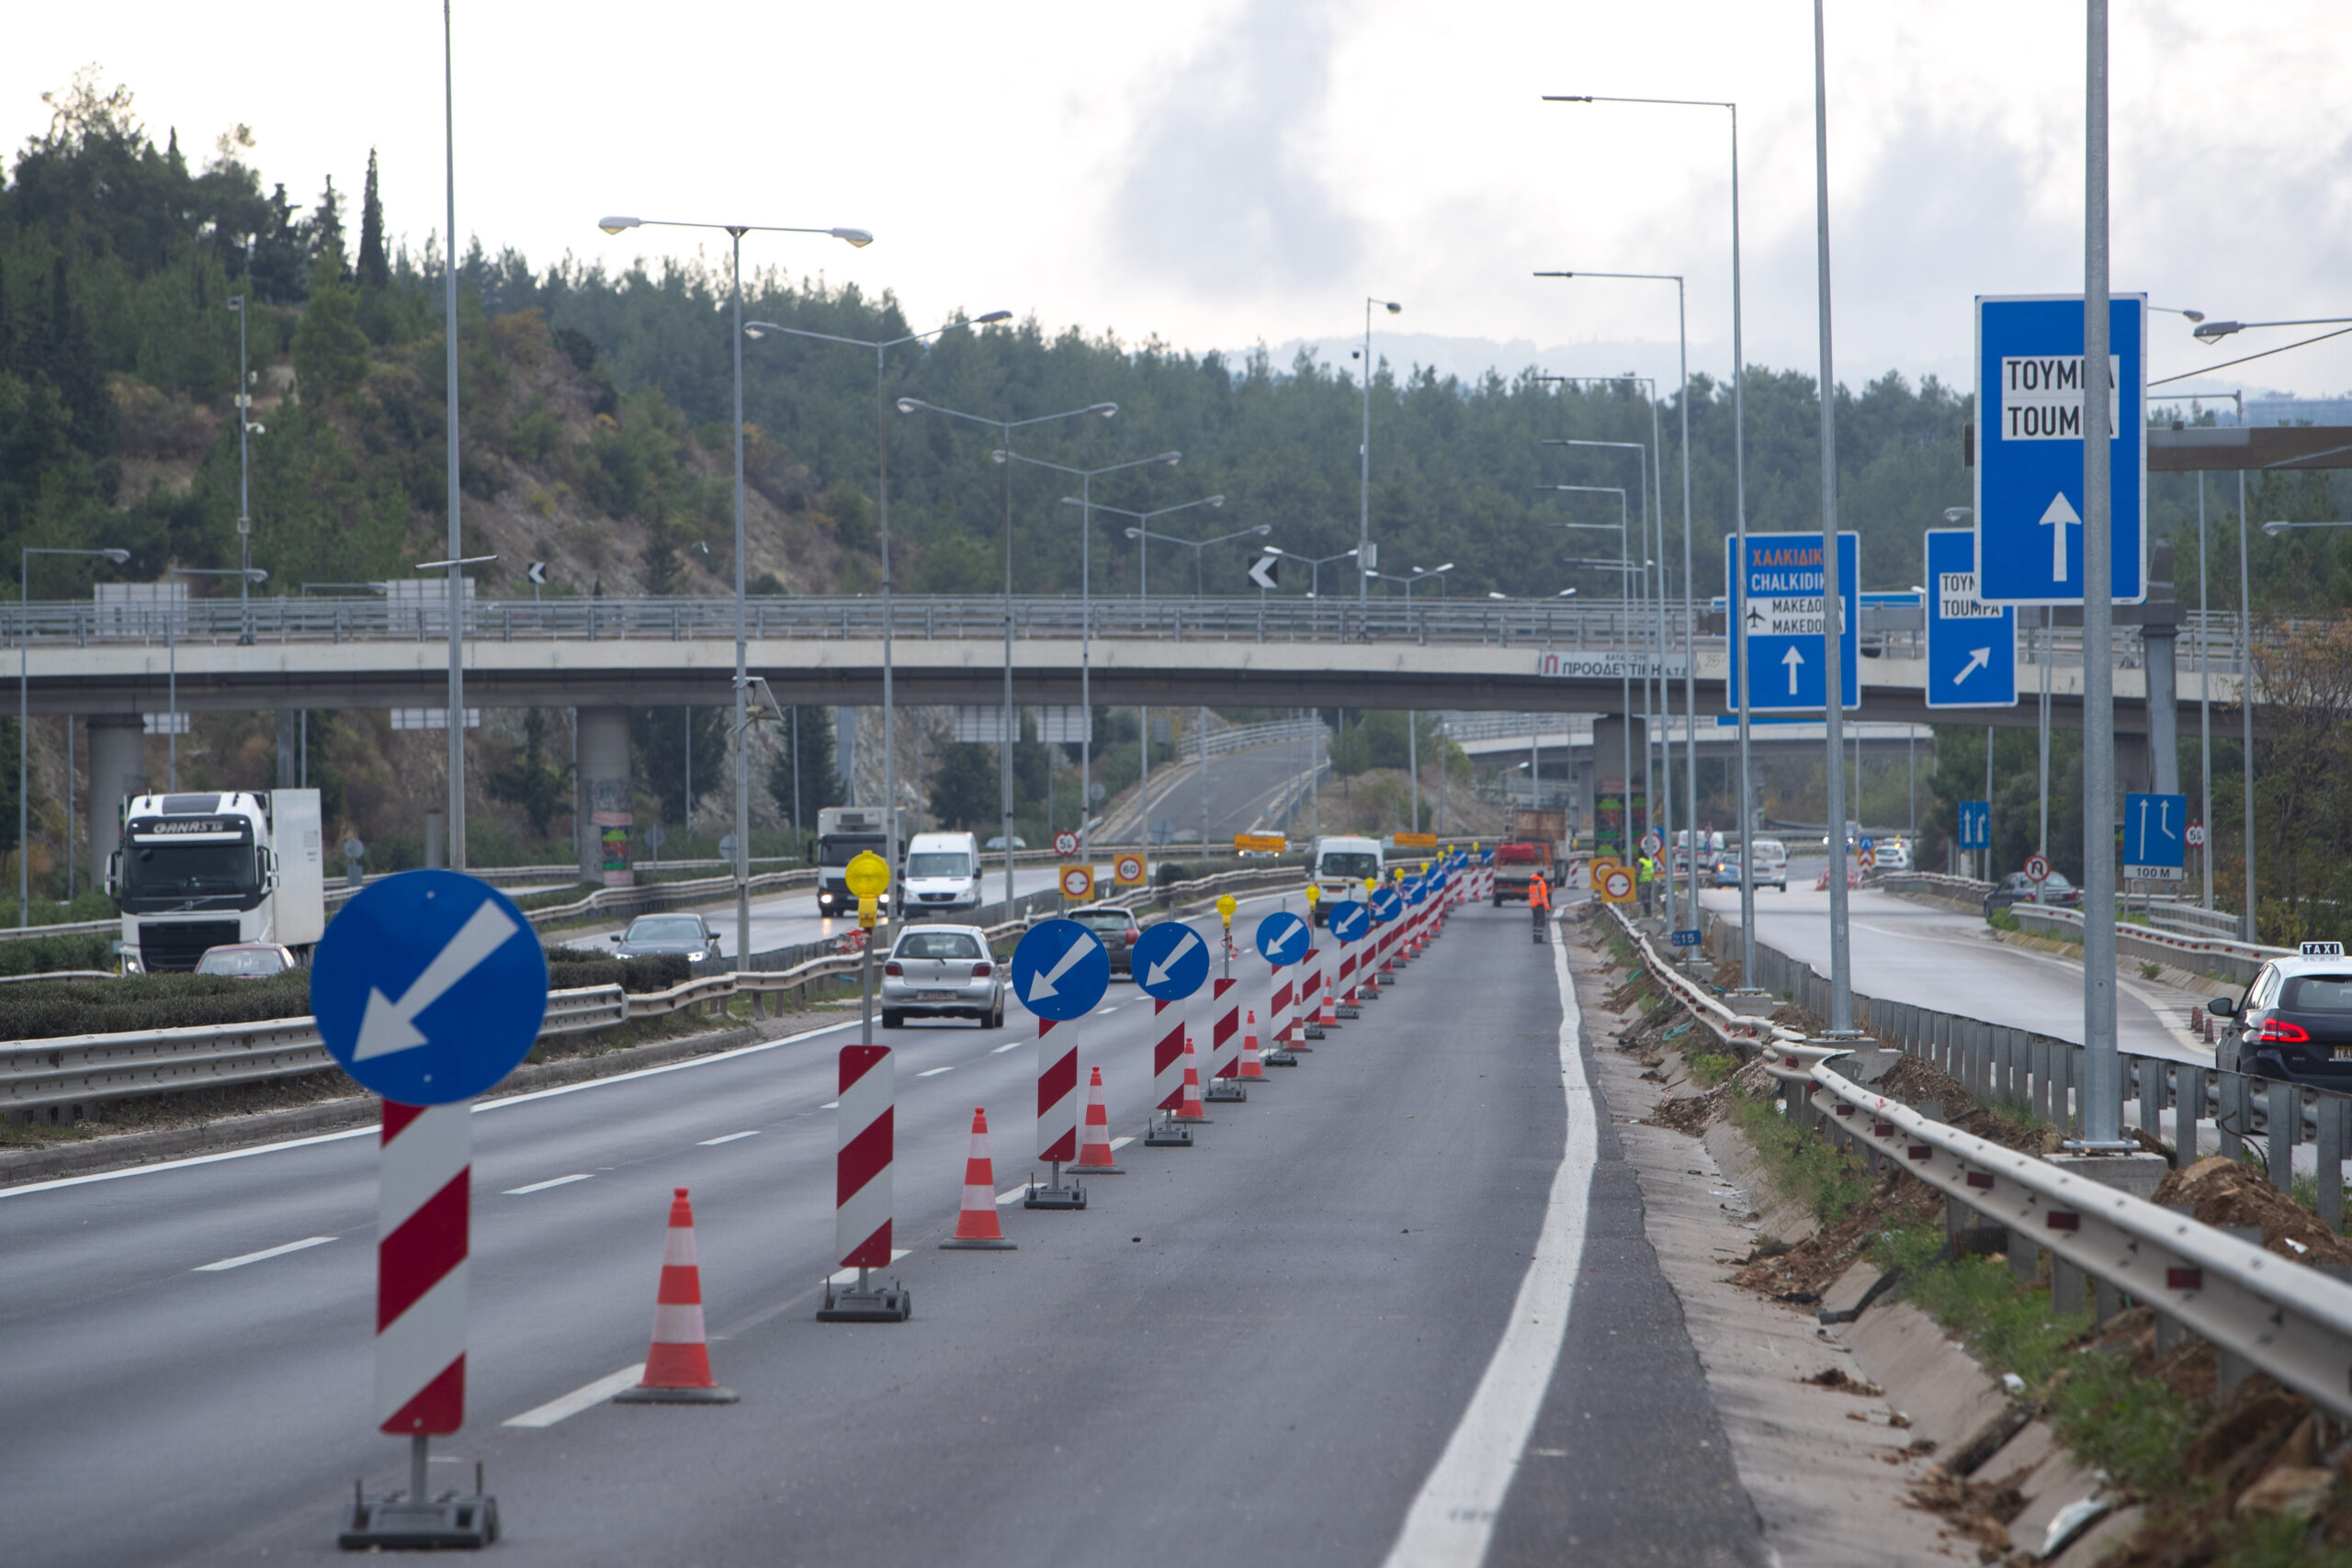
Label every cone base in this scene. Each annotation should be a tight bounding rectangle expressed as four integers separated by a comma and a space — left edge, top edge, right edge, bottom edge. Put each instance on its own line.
1204, 1082, 1247, 1102
1022, 1181, 1088, 1210
939, 1236, 1018, 1250
1071, 1159, 1125, 1174
1264, 1050, 1300, 1066
339, 1494, 499, 1551
817, 1285, 912, 1323
1144, 1120, 1193, 1146
615, 1384, 740, 1404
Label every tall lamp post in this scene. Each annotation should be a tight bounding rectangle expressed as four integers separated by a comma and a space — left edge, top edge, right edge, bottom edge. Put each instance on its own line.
162, 566, 269, 794
1358, 297, 1402, 606
743, 310, 1010, 891
896, 396, 1119, 905
1363, 563, 1453, 834
1098, 494, 1239, 844
1550, 92, 1751, 985
20, 547, 129, 926
1537, 485, 1637, 856
1116, 511, 1255, 596
1261, 545, 1359, 600
596, 215, 872, 956
225, 288, 263, 647
1001, 446, 1182, 849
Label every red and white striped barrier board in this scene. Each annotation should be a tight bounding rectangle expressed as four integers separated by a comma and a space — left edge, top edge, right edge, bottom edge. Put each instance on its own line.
1153, 1001, 1186, 1110
836, 1046, 894, 1269
1209, 977, 1240, 1079
1037, 1019, 1078, 1163
377, 1100, 469, 1436
1270, 973, 1294, 1045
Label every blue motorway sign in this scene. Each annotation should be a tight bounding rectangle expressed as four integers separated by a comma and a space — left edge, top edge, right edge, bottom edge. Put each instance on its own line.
1957, 800, 1992, 851
1669, 929, 1702, 949
2122, 792, 2188, 881
1725, 531, 1860, 713
1925, 529, 2018, 709
313, 870, 548, 1105
1131, 919, 1209, 1000
1253, 911, 1309, 969
1974, 294, 2146, 605
1327, 900, 1370, 942
1368, 886, 1401, 924
1010, 918, 1110, 1021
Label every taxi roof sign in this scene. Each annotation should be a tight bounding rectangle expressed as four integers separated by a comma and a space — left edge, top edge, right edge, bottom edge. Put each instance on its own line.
2300, 941, 2346, 958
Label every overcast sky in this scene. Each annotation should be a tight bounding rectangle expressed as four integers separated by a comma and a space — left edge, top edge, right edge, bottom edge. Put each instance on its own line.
9, 1, 2350, 403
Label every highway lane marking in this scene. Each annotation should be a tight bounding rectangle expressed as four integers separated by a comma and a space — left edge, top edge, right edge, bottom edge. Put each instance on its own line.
1109, 1135, 1135, 1152
502, 1364, 647, 1428
820, 1100, 840, 1109
503, 1173, 594, 1195
995, 1182, 1029, 1205
989, 1041, 1024, 1055
1381, 902, 1597, 1568
827, 1249, 910, 1286
916, 1066, 956, 1077
698, 1130, 762, 1145
193, 1235, 336, 1272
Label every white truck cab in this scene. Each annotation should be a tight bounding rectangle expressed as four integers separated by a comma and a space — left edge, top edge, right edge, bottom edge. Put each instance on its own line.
1309, 834, 1384, 924
107, 789, 324, 973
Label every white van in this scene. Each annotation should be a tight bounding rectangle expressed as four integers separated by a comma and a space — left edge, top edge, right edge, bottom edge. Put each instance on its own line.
1749, 837, 1790, 892
902, 831, 983, 915
1310, 834, 1384, 924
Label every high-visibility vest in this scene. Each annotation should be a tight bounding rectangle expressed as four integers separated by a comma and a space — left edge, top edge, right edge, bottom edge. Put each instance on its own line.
1637, 856, 1657, 883
1530, 876, 1552, 909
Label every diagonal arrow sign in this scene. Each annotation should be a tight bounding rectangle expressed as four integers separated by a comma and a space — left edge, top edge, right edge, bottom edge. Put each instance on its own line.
353, 898, 524, 1060
1026, 929, 1101, 1003
1145, 927, 1202, 987
2038, 491, 2081, 581
1955, 648, 1991, 684
1263, 923, 1304, 960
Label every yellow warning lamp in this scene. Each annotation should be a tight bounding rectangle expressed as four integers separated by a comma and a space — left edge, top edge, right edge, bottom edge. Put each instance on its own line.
1304, 884, 1321, 908
1216, 894, 1237, 928
856, 894, 879, 930
844, 850, 889, 930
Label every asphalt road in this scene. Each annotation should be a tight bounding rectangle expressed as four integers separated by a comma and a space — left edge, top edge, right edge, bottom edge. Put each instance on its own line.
0, 889, 1768, 1566
1700, 876, 2211, 1066
1095, 736, 1323, 846
564, 867, 1067, 957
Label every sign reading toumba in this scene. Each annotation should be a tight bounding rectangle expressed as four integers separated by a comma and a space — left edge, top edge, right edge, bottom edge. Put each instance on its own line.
1925, 528, 2017, 709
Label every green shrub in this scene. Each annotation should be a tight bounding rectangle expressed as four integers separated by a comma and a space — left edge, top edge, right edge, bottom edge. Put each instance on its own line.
0, 931, 117, 976
0, 970, 312, 1040
544, 953, 689, 994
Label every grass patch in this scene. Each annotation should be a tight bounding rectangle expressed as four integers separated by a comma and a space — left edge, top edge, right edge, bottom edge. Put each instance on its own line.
1724, 1088, 1872, 1223
1686, 1051, 1736, 1089
1986, 908, 2021, 932
2141, 961, 2164, 979
2222, 1516, 2352, 1567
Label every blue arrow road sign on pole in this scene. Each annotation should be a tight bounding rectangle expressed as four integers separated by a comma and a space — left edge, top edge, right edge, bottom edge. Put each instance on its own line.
1132, 919, 1210, 1000
1010, 918, 1110, 1021
313, 870, 548, 1105
1725, 531, 1860, 713
1973, 294, 2146, 605
1253, 911, 1308, 969
2121, 792, 2188, 881
1925, 529, 2018, 709
1957, 801, 1991, 851
1369, 886, 1402, 924
1328, 901, 1369, 942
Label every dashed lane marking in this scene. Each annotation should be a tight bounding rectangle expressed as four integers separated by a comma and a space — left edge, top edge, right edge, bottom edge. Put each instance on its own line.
697, 1130, 762, 1145
193, 1235, 336, 1272
917, 1066, 956, 1077
502, 1364, 647, 1428
503, 1173, 594, 1195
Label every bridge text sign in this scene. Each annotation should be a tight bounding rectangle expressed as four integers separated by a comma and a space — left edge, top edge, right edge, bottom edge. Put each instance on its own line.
1536, 651, 1692, 681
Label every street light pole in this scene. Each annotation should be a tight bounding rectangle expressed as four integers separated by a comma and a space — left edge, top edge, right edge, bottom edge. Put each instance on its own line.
1811, 0, 1855, 1035
1363, 564, 1453, 832
441, 0, 465, 869
2080, 0, 2122, 1143
1359, 297, 1401, 606
228, 290, 257, 647
1539, 486, 1634, 853
596, 215, 872, 956
20, 547, 127, 925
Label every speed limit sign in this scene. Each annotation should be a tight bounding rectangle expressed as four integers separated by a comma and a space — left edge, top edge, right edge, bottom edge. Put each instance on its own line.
2025, 853, 2052, 883
1054, 829, 1080, 858
1114, 853, 1146, 886
2186, 823, 2207, 848
1059, 865, 1094, 900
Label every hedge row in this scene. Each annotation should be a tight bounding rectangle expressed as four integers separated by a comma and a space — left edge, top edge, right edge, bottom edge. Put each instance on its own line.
545, 953, 691, 994
0, 931, 117, 977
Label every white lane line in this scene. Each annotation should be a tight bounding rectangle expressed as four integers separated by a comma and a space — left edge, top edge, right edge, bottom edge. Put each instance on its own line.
1108, 1135, 1135, 1152
193, 1235, 337, 1272
916, 1066, 956, 1077
820, 1100, 840, 1110
995, 1183, 1029, 1205
502, 1364, 647, 1428
989, 1041, 1024, 1055
825, 1248, 910, 1286
697, 1130, 762, 1146
1096, 1005, 1119, 1015
1380, 904, 1596, 1568
503, 1173, 594, 1195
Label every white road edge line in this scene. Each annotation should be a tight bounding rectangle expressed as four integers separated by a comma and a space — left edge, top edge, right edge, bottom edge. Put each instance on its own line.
697, 1130, 762, 1146
1380, 907, 1595, 1568
501, 1364, 647, 1428
916, 1066, 956, 1077
826, 1248, 910, 1286
989, 1041, 1023, 1055
193, 1235, 337, 1272
503, 1173, 594, 1195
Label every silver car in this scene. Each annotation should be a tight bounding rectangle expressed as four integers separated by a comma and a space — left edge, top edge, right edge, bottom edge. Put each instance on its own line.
880, 925, 1005, 1029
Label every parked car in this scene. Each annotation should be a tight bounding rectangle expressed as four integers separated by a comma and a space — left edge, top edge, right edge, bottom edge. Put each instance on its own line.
984, 834, 1028, 851
609, 913, 720, 963
1875, 838, 1913, 872
1983, 872, 2082, 921
2208, 943, 2352, 1087
1068, 903, 1143, 976
880, 924, 1006, 1029
194, 942, 299, 979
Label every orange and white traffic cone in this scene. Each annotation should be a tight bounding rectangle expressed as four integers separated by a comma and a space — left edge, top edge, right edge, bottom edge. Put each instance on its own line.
1073, 1067, 1125, 1173
1317, 975, 1340, 1030
616, 1188, 739, 1403
1175, 1033, 1211, 1122
940, 1108, 1017, 1249
1238, 1010, 1266, 1079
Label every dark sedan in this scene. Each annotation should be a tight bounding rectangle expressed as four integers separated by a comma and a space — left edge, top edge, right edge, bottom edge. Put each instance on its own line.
2209, 949, 2352, 1087
609, 913, 722, 963
1983, 871, 2082, 921
1068, 903, 1142, 976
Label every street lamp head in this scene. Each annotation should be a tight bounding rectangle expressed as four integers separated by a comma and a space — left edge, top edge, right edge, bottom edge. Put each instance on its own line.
101, 549, 130, 565
744, 321, 779, 338
1156, 452, 1181, 465
1384, 300, 1403, 314
1487, 592, 1508, 600
1060, 497, 1084, 509
596, 216, 641, 235
1249, 525, 1270, 536
896, 397, 927, 414
2193, 321, 2242, 342
1261, 545, 1281, 555
1208, 496, 1227, 508
1342, 547, 1359, 558
830, 227, 876, 248
1558, 588, 1577, 597
2261, 521, 2294, 536
974, 310, 1013, 325
1090, 403, 1118, 417
1125, 528, 1143, 539
243, 569, 269, 583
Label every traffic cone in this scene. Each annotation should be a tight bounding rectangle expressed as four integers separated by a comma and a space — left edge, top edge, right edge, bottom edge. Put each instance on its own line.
1073, 1068, 1125, 1173
1317, 975, 1340, 1030
1238, 1010, 1266, 1079
1175, 1033, 1211, 1122
941, 1108, 1017, 1249
615, 1188, 739, 1404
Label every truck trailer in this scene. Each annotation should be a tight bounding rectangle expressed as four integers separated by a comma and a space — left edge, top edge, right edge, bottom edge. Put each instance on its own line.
107, 789, 325, 972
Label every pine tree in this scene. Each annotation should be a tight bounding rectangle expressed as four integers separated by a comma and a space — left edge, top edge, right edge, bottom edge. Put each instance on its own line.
356, 150, 389, 290
305, 176, 345, 274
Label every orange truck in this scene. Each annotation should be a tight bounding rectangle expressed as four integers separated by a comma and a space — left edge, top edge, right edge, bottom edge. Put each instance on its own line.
1490, 809, 1566, 905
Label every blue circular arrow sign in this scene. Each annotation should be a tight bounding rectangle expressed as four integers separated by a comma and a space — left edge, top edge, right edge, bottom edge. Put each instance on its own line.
1011, 918, 1111, 1021
313, 870, 549, 1105
1328, 899, 1370, 942
1253, 911, 1309, 968
1368, 886, 1402, 924
1131, 919, 1210, 1001
1480, 848, 1495, 865
1404, 877, 1427, 906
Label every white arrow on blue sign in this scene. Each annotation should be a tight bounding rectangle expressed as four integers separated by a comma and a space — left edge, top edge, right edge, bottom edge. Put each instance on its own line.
2122, 792, 2188, 880
1328, 900, 1369, 942
1010, 919, 1111, 1021
1973, 294, 2146, 605
1925, 529, 2018, 709
1957, 800, 1992, 851
313, 870, 548, 1105
1369, 886, 1402, 924
1131, 919, 1210, 1000
1725, 531, 1860, 713
1253, 911, 1309, 968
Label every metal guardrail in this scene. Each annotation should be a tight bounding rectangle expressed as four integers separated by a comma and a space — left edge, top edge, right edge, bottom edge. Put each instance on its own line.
1596, 903, 2352, 1422
0, 865, 1305, 1120
2005, 902, 2286, 984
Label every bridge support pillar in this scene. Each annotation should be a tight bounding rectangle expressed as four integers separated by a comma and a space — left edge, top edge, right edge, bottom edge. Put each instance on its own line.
2144, 537, 2180, 797
1592, 714, 1650, 860
579, 705, 633, 887
88, 715, 146, 890
275, 709, 298, 789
